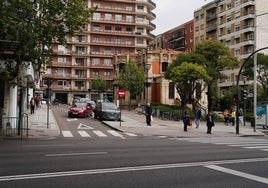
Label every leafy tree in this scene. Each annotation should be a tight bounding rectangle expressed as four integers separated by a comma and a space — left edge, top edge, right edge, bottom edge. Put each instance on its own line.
194, 40, 239, 111
117, 60, 145, 105
242, 53, 268, 101
168, 61, 211, 109
0, 0, 96, 84
92, 78, 110, 101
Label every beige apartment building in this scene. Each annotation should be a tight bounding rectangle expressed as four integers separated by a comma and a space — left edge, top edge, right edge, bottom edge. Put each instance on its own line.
41, 0, 156, 104
193, 0, 268, 96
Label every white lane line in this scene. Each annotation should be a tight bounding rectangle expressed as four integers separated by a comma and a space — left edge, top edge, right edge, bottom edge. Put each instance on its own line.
1, 157, 268, 182
206, 165, 268, 185
125, 132, 137, 137
78, 131, 91, 137
93, 130, 107, 137
107, 130, 125, 139
244, 146, 268, 149
229, 143, 268, 147
45, 152, 107, 157
62, 131, 73, 137
262, 149, 268, 151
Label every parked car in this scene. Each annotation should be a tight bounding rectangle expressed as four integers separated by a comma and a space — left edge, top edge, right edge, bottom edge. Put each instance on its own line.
94, 102, 121, 121
68, 102, 93, 118
79, 98, 96, 109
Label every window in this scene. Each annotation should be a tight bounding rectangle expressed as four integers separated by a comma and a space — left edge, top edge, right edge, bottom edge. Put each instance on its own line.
93, 2, 100, 8
235, 49, 240, 56
115, 48, 121, 54
126, 27, 133, 32
104, 47, 111, 54
57, 80, 67, 86
227, 16, 231, 22
76, 46, 86, 53
105, 13, 112, 20
92, 46, 99, 53
235, 0, 240, 6
115, 3, 122, 10
137, 5, 144, 11
105, 2, 112, 9
235, 37, 240, 44
126, 38, 132, 44
162, 62, 168, 72
137, 27, 144, 34
195, 26, 199, 32
58, 56, 67, 63
92, 58, 100, 65
126, 16, 133, 22
104, 59, 112, 66
137, 16, 144, 23
93, 13, 100, 20
168, 82, 175, 99
92, 70, 99, 76
75, 70, 85, 77
227, 28, 231, 34
93, 24, 100, 31
93, 35, 100, 42
115, 14, 122, 21
58, 45, 67, 52
227, 3, 232, 9
235, 25, 240, 31
104, 70, 111, 76
115, 37, 121, 43
105, 25, 112, 31
75, 58, 85, 66
75, 81, 84, 88
137, 38, 143, 44
126, 4, 132, 11
115, 26, 122, 32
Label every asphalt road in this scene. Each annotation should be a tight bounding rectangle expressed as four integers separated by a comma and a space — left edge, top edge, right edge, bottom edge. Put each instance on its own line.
1, 135, 268, 188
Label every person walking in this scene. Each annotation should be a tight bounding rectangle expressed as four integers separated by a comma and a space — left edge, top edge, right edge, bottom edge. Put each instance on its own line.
145, 103, 152, 126
206, 111, 214, 134
231, 109, 236, 126
223, 109, 230, 125
30, 97, 35, 114
195, 107, 202, 128
182, 110, 190, 132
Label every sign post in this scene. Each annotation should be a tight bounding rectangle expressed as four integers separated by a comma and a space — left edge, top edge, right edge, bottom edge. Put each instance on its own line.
118, 89, 125, 126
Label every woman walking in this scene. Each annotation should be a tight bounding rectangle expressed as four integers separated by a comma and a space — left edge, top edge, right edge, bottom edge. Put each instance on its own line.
206, 111, 214, 134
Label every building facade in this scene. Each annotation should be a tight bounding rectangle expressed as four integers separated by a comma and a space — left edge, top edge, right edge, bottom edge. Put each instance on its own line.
42, 0, 156, 104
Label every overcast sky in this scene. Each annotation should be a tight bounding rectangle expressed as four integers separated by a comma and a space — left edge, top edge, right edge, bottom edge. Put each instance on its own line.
152, 0, 213, 35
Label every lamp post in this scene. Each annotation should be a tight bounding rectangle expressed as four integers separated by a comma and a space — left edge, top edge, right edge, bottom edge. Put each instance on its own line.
145, 63, 151, 105
243, 78, 247, 126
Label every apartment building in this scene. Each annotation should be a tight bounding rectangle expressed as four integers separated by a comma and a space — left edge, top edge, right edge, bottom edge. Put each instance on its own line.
42, 0, 156, 104
193, 0, 268, 97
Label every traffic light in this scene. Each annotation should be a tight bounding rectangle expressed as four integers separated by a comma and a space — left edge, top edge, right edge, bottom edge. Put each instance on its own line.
243, 90, 248, 100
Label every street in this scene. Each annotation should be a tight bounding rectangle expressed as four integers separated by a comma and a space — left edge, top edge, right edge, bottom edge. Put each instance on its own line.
1, 135, 268, 187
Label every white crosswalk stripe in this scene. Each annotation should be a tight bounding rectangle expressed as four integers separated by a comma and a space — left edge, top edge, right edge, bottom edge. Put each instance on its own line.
78, 130, 91, 137
125, 132, 138, 137
107, 130, 125, 139
62, 131, 73, 137
93, 130, 108, 137
174, 137, 268, 152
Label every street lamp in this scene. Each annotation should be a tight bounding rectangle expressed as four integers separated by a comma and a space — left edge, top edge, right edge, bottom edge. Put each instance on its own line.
145, 63, 151, 105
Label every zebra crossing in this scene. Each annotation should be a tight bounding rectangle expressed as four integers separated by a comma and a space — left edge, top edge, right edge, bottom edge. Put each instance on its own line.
61, 129, 138, 139
174, 137, 268, 152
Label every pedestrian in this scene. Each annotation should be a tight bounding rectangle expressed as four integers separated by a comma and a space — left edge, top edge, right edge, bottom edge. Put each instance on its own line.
35, 94, 41, 108
231, 109, 236, 126
182, 110, 190, 132
30, 97, 35, 114
223, 109, 229, 125
206, 111, 214, 134
145, 103, 152, 126
195, 107, 202, 128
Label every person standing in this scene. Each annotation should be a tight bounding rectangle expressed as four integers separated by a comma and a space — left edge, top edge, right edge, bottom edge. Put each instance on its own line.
145, 103, 152, 126
30, 97, 35, 114
182, 110, 190, 132
195, 107, 202, 128
206, 111, 214, 134
223, 109, 229, 125
231, 109, 236, 126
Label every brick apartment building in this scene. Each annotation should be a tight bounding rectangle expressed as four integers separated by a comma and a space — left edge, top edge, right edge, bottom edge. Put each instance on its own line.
41, 0, 156, 104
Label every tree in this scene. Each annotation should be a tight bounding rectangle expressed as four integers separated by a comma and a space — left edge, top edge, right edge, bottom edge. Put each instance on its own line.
117, 60, 145, 106
92, 78, 110, 101
0, 0, 96, 84
168, 61, 211, 109
243, 53, 268, 101
194, 40, 239, 111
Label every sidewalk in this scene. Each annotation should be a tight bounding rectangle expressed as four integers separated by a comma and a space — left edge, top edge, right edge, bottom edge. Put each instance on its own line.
27, 105, 60, 139
26, 106, 266, 139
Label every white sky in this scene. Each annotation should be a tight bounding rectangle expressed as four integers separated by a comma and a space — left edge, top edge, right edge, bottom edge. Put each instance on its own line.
152, 0, 213, 35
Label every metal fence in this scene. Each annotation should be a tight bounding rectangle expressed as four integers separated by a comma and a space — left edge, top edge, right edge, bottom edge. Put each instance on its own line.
0, 113, 28, 139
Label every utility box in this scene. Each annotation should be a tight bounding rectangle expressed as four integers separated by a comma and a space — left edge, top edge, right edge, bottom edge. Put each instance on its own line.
256, 105, 268, 127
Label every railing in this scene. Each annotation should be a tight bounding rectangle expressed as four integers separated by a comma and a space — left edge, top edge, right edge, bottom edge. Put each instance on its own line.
1, 113, 28, 139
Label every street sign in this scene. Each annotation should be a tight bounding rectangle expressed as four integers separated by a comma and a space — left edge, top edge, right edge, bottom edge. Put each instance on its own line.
118, 89, 125, 98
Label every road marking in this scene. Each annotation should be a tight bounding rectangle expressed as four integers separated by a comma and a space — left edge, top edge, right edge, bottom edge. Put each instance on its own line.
77, 123, 93, 130
230, 143, 268, 147
125, 132, 137, 137
66, 118, 77, 122
45, 152, 107, 157
107, 130, 125, 139
206, 165, 268, 184
244, 146, 268, 149
1, 157, 268, 182
61, 131, 73, 137
78, 131, 91, 137
93, 130, 107, 137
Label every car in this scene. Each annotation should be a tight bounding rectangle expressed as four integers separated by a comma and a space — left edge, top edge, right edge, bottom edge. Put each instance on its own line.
79, 98, 96, 109
94, 102, 121, 121
68, 102, 93, 118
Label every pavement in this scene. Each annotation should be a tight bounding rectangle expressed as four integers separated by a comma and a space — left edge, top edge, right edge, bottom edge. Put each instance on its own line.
20, 105, 268, 139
